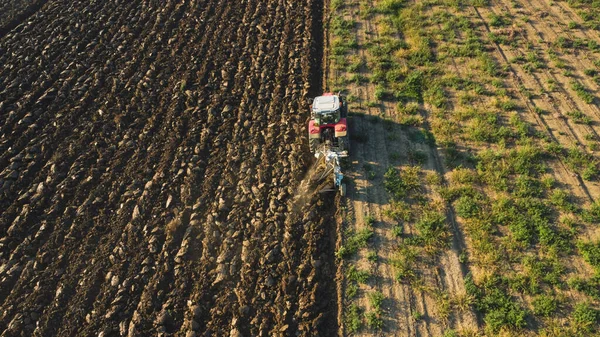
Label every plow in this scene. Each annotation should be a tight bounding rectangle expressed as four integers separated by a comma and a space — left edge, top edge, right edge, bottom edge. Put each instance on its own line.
313, 146, 348, 196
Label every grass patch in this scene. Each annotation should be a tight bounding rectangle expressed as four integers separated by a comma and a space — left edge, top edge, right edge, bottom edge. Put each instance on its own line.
572, 302, 599, 333
466, 274, 528, 333
532, 294, 559, 317
336, 229, 374, 258
567, 110, 592, 125
347, 265, 370, 283
346, 304, 363, 333
571, 81, 595, 104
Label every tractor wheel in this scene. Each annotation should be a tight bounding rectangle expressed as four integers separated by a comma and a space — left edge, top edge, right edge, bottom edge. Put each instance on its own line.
309, 138, 320, 153
338, 136, 350, 152
341, 103, 348, 118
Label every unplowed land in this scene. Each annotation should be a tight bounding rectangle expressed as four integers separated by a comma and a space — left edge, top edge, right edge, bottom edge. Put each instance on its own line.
0, 1, 337, 336
330, 0, 600, 335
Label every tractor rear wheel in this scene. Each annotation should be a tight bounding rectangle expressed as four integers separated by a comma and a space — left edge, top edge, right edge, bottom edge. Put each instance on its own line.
309, 138, 320, 153
341, 103, 348, 118
338, 136, 349, 152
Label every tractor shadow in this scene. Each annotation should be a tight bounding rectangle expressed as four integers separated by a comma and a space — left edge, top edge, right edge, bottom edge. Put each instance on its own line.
342, 112, 473, 206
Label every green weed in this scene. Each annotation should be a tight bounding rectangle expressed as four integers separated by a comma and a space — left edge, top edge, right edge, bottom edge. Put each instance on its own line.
346, 304, 363, 333
567, 110, 592, 125
572, 302, 599, 333
532, 294, 559, 317
571, 81, 595, 104
347, 265, 370, 283
336, 229, 374, 258
365, 311, 384, 329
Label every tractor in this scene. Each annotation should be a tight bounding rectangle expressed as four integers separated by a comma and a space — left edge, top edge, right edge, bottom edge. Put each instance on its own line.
306, 93, 350, 196
307, 93, 349, 154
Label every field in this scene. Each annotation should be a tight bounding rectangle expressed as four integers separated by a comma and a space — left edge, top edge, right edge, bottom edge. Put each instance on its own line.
2, 0, 600, 336
0, 1, 337, 336
329, 0, 600, 335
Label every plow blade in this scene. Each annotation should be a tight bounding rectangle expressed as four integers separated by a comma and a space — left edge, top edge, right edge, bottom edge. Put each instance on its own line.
318, 185, 335, 193
318, 183, 346, 196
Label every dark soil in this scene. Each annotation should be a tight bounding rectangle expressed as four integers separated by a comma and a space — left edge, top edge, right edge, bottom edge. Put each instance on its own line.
0, 0, 337, 336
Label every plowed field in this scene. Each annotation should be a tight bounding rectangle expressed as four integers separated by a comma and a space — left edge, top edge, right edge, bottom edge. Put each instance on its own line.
0, 1, 338, 336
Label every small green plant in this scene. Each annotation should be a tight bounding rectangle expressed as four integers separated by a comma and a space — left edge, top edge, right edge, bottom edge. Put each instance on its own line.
415, 208, 450, 249
336, 229, 374, 258
393, 245, 418, 283
578, 240, 600, 271
389, 152, 401, 162
582, 200, 600, 223
364, 213, 376, 226
349, 73, 369, 85
455, 195, 481, 219
584, 68, 598, 77
572, 302, 599, 333
541, 175, 556, 189
571, 81, 595, 104
489, 13, 510, 27
374, 85, 388, 100
569, 275, 600, 300
368, 291, 385, 309
564, 147, 599, 180
399, 115, 423, 126
555, 36, 572, 49
376, 0, 405, 13
408, 149, 428, 165
364, 311, 383, 330
347, 265, 370, 283
347, 283, 359, 299
384, 167, 406, 201
567, 110, 592, 125
442, 330, 459, 337
367, 251, 378, 263
532, 294, 558, 317
346, 94, 359, 102
331, 16, 356, 37
550, 189, 576, 212
347, 57, 366, 73
459, 251, 468, 264
366, 100, 380, 108
392, 224, 403, 237
412, 311, 423, 321
398, 102, 420, 115
346, 304, 363, 333
467, 274, 528, 333
330, 0, 344, 10
568, 21, 578, 29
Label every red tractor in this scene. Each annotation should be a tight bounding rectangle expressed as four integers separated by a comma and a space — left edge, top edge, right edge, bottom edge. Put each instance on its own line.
307, 93, 349, 154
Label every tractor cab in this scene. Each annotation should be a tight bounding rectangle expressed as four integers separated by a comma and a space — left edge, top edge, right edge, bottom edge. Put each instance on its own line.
308, 93, 349, 153
311, 95, 342, 126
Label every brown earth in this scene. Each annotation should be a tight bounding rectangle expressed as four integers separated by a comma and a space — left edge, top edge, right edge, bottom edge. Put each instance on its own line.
0, 0, 339, 336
